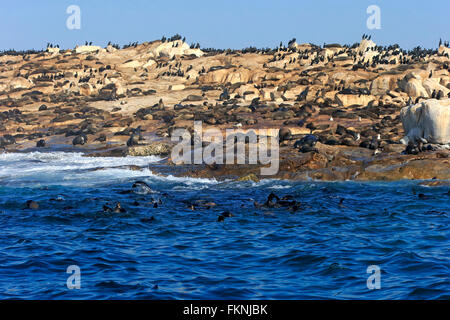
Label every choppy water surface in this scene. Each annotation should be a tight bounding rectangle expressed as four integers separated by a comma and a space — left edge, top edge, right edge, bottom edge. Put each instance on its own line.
0, 152, 448, 299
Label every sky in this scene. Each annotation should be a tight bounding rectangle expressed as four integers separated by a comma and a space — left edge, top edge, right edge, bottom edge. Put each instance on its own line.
0, 0, 449, 51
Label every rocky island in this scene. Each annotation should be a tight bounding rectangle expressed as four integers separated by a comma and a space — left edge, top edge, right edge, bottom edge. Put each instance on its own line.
0, 36, 449, 182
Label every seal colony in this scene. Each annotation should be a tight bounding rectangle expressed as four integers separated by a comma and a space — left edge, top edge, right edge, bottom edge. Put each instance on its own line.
0, 35, 449, 181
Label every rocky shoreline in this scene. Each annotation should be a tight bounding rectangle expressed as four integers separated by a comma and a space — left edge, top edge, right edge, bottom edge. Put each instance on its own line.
0, 36, 449, 182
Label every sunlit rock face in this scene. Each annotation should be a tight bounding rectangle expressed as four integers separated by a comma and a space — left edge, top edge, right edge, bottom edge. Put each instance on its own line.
400, 98, 450, 144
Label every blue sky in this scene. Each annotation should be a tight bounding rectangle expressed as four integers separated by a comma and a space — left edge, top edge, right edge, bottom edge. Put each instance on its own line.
0, 0, 449, 51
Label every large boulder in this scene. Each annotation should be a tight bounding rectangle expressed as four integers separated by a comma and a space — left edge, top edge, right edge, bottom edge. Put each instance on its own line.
438, 45, 450, 57
151, 40, 203, 59
422, 78, 449, 97
9, 77, 34, 90
46, 47, 60, 54
119, 60, 142, 69
396, 72, 449, 98
400, 98, 450, 144
335, 93, 376, 107
357, 39, 376, 55
75, 45, 104, 54
370, 75, 400, 95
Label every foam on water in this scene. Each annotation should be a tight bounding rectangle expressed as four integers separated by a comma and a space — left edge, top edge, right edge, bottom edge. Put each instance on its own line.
0, 152, 218, 187
0, 152, 448, 299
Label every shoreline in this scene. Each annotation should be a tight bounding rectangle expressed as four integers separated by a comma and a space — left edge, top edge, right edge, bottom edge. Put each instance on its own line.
1, 145, 449, 183
1, 38, 449, 183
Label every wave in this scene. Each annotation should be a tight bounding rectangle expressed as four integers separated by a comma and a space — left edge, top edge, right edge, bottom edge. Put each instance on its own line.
0, 152, 219, 187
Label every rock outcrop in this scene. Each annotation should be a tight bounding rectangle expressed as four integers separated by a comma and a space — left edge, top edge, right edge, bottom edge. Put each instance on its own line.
0, 36, 449, 181
75, 45, 105, 54
151, 40, 204, 59
400, 99, 450, 144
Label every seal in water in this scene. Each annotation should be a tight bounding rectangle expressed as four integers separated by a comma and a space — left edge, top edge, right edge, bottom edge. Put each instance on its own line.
131, 181, 155, 195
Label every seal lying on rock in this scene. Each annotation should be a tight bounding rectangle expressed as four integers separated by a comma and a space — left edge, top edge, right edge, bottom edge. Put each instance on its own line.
294, 134, 319, 153
72, 134, 88, 146
36, 139, 46, 148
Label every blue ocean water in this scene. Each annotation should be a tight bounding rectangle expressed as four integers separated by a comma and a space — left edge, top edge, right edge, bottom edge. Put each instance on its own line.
0, 152, 448, 300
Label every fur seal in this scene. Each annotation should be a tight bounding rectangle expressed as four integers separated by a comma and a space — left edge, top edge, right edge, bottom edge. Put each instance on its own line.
131, 181, 154, 195
113, 202, 126, 213
294, 134, 319, 150
72, 134, 87, 146
36, 139, 46, 148
26, 200, 39, 210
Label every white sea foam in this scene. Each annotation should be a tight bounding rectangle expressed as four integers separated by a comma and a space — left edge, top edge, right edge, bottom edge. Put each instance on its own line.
0, 152, 218, 187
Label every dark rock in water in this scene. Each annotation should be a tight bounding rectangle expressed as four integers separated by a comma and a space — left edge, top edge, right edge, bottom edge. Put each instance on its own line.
132, 181, 154, 195
217, 215, 225, 222
38, 104, 48, 111
36, 139, 46, 148
26, 200, 39, 210
72, 134, 87, 146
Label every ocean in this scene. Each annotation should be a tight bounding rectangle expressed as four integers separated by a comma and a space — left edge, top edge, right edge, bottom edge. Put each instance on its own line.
0, 152, 448, 299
